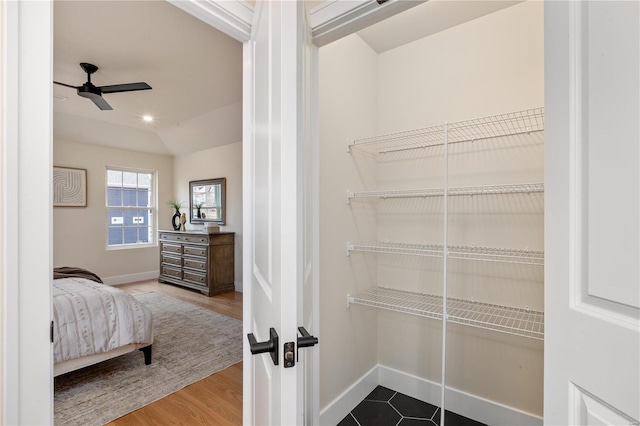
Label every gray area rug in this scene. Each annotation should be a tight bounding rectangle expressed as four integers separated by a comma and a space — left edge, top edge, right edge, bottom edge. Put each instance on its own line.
54, 292, 243, 426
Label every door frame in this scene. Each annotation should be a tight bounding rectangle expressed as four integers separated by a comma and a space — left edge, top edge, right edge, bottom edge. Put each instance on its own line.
1, 1, 54, 424
0, 1, 423, 424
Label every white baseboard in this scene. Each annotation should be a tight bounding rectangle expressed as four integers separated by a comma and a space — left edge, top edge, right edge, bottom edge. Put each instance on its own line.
319, 364, 378, 426
103, 270, 159, 286
379, 365, 542, 426
234, 280, 243, 292
320, 364, 542, 426
377, 365, 442, 407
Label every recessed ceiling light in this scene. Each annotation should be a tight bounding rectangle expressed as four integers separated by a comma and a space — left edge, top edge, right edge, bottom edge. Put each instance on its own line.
143, 115, 153, 122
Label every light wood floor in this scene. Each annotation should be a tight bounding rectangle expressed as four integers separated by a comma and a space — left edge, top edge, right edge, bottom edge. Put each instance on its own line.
104, 280, 243, 425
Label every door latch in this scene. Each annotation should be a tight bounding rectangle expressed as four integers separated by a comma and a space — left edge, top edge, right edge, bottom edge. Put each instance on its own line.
284, 327, 318, 368
284, 341, 295, 368
247, 327, 279, 366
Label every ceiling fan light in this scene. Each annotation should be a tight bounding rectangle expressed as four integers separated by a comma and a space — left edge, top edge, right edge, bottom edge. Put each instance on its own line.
143, 115, 153, 122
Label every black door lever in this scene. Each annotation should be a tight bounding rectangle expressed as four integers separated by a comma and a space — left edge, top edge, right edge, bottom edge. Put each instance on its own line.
298, 327, 318, 348
247, 327, 279, 366
297, 326, 318, 361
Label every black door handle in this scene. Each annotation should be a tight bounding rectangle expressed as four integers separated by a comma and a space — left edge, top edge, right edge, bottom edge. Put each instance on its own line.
298, 327, 318, 348
296, 326, 318, 362
247, 327, 279, 366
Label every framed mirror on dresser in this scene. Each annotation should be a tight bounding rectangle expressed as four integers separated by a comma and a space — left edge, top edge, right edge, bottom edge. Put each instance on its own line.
189, 177, 226, 225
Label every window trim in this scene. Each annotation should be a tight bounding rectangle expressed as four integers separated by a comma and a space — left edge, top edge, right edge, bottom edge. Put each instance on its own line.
105, 166, 158, 250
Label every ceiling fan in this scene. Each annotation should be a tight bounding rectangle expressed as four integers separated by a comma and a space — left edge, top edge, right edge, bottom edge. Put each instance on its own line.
54, 62, 152, 110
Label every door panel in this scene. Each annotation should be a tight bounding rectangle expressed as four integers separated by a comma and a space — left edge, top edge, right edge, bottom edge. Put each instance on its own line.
244, 1, 283, 424
544, 1, 640, 424
571, 384, 639, 426
583, 1, 640, 311
243, 1, 315, 424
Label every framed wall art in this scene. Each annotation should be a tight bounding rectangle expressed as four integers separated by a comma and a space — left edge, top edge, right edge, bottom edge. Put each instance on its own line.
53, 166, 87, 207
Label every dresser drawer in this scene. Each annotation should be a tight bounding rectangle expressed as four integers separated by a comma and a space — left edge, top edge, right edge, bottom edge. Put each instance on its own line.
162, 254, 182, 267
161, 243, 182, 255
161, 265, 182, 280
183, 257, 206, 272
184, 245, 207, 258
160, 233, 208, 244
183, 270, 206, 287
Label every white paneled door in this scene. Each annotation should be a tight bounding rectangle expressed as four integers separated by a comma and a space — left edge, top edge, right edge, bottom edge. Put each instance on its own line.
242, 1, 317, 425
544, 1, 640, 424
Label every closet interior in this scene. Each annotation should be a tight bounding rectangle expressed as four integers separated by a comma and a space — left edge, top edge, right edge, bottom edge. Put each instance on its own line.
319, 2, 544, 425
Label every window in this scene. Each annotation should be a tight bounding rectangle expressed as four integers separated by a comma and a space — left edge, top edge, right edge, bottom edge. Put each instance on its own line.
106, 168, 156, 248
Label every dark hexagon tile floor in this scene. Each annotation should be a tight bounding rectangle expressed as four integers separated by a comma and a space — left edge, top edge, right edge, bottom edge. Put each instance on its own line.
337, 386, 487, 426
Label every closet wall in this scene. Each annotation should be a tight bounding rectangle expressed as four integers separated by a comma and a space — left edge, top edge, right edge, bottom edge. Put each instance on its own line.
319, 34, 380, 408
319, 0, 544, 420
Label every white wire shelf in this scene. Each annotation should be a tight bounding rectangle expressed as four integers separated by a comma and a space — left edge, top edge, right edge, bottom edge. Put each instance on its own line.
347, 287, 544, 340
347, 183, 544, 203
347, 241, 444, 258
347, 124, 445, 154
447, 107, 544, 144
346, 241, 544, 266
347, 107, 544, 154
448, 182, 544, 196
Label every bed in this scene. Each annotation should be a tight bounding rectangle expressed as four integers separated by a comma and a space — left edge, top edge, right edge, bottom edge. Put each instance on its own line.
52, 267, 154, 376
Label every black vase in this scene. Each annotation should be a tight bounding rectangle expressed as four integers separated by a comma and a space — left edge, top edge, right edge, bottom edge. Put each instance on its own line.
172, 210, 181, 231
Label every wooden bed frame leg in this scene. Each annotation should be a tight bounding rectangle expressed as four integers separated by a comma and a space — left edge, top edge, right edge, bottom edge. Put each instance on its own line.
140, 345, 152, 365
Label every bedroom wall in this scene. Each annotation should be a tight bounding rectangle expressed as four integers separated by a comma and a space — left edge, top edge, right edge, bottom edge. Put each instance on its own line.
172, 141, 243, 291
318, 0, 544, 418
53, 140, 174, 282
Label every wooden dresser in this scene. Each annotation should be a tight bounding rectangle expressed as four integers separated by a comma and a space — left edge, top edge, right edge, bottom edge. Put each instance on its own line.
158, 230, 235, 296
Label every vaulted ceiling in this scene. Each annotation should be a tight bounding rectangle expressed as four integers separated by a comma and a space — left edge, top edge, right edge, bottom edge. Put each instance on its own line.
53, 0, 243, 156
53, 0, 521, 156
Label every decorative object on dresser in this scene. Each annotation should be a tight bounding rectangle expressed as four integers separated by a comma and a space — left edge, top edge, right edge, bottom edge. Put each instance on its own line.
53, 166, 87, 207
166, 199, 183, 231
158, 230, 235, 296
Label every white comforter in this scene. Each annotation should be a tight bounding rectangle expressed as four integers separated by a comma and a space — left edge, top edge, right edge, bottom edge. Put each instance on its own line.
53, 278, 153, 364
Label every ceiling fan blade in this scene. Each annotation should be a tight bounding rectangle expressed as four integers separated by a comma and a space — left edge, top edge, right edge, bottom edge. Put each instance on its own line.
84, 93, 113, 110
92, 96, 113, 111
78, 88, 112, 110
100, 82, 152, 94
53, 81, 80, 89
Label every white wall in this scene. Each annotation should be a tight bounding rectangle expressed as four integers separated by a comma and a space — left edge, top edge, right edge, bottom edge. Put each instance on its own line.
173, 141, 243, 290
319, 33, 380, 411
376, 1, 544, 133
319, 0, 544, 417
53, 140, 174, 281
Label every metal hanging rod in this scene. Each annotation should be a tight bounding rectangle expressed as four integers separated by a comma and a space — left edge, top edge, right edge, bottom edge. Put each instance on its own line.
346, 182, 544, 203
347, 107, 544, 154
346, 241, 544, 266
346, 287, 544, 340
